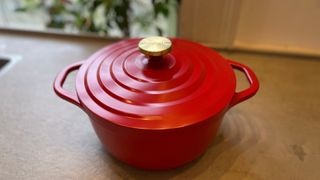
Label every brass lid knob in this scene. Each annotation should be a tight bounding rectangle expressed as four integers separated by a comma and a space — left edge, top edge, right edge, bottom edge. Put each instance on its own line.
138, 36, 172, 56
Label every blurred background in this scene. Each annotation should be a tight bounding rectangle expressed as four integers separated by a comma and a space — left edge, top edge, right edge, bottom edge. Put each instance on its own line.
1, 0, 320, 56
0, 0, 179, 37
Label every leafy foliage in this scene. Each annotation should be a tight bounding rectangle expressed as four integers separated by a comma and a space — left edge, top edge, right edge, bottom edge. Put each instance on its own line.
16, 0, 179, 37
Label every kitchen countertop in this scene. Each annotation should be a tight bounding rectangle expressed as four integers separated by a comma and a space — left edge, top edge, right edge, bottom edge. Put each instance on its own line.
0, 31, 319, 180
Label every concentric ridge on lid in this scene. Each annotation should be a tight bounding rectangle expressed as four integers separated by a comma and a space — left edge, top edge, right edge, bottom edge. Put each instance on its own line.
76, 38, 235, 129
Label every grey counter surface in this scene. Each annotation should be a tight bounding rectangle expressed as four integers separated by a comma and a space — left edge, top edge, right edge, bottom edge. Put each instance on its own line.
0, 31, 320, 180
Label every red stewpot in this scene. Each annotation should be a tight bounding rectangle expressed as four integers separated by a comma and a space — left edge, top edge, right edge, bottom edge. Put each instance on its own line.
53, 37, 259, 170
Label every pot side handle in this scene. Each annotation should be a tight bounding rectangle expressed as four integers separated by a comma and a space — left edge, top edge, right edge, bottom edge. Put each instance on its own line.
227, 59, 259, 107
53, 61, 84, 107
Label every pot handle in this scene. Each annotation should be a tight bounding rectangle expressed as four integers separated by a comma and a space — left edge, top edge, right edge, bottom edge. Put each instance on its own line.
227, 59, 259, 107
53, 61, 84, 107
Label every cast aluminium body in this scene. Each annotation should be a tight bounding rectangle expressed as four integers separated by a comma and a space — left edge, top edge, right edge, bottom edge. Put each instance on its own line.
53, 38, 259, 169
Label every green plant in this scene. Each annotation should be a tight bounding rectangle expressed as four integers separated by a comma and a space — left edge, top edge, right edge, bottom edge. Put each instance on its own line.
16, 0, 179, 37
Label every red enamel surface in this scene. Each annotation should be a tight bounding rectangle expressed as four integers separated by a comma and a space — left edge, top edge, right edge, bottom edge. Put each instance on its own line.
89, 110, 225, 170
53, 38, 259, 169
76, 38, 236, 129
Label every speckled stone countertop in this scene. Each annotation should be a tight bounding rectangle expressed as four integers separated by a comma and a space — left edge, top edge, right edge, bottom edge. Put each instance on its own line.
0, 30, 320, 180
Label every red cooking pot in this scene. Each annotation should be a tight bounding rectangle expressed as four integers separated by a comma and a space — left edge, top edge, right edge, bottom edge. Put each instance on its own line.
53, 37, 259, 170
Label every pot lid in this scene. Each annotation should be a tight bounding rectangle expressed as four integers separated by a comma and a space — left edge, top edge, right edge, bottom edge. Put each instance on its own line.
76, 37, 236, 129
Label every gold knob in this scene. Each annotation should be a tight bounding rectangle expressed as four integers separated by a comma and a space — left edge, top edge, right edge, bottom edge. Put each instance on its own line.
138, 36, 172, 56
